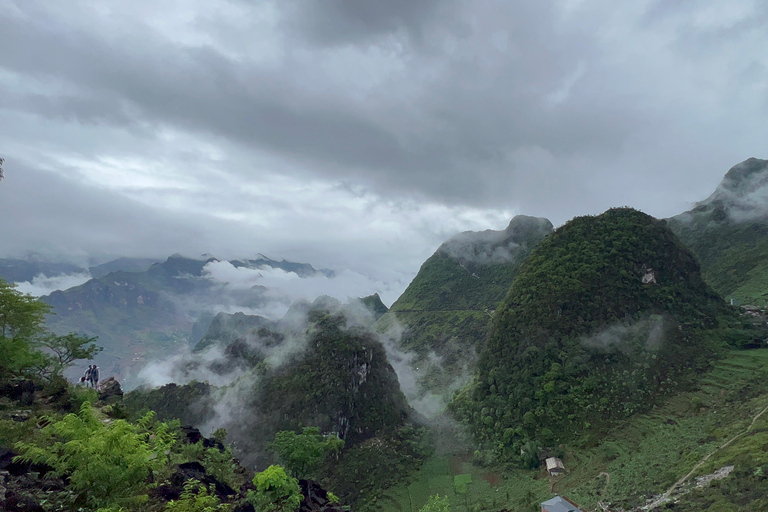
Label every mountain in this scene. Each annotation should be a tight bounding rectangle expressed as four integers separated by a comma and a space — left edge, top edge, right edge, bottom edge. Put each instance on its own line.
42, 254, 333, 387
0, 257, 85, 283
125, 300, 424, 508
88, 257, 160, 279
669, 157, 768, 307
451, 208, 742, 458
375, 215, 553, 409
231, 254, 335, 278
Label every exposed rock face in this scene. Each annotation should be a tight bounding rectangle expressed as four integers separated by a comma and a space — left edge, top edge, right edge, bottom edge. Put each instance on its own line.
98, 377, 123, 402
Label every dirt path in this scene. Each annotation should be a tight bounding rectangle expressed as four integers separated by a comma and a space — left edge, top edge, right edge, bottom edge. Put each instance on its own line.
642, 401, 768, 510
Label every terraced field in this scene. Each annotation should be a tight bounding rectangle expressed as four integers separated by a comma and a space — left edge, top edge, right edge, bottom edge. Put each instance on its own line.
380, 349, 768, 512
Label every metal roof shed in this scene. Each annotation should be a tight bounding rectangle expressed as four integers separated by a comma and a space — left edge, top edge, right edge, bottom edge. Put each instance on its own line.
540, 496, 585, 512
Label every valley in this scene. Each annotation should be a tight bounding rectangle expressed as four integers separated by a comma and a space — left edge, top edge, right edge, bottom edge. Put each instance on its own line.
3, 158, 768, 511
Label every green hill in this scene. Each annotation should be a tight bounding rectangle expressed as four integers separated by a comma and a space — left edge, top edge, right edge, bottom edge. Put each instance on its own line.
669, 157, 768, 307
452, 208, 743, 458
376, 216, 553, 411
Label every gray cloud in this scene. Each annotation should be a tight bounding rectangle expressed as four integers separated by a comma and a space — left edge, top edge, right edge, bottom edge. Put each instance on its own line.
1, 0, 767, 280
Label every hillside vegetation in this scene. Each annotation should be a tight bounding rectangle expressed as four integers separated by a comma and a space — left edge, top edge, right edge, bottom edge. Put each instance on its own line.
377, 216, 553, 409
452, 208, 748, 459
670, 158, 768, 307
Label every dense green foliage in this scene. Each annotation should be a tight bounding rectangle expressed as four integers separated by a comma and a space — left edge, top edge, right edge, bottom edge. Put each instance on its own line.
166, 480, 230, 512
270, 427, 344, 479
15, 403, 176, 509
256, 313, 409, 447
452, 208, 739, 458
0, 278, 100, 381
124, 381, 215, 426
377, 216, 553, 405
668, 158, 768, 306
247, 465, 302, 512
391, 216, 553, 314
419, 494, 450, 512
321, 425, 431, 510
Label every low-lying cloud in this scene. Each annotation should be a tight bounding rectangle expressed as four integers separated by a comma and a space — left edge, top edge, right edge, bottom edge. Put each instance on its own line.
15, 272, 92, 296
202, 260, 405, 316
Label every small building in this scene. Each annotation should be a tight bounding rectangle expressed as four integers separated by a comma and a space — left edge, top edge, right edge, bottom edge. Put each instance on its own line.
541, 495, 586, 512
641, 267, 657, 284
545, 457, 565, 477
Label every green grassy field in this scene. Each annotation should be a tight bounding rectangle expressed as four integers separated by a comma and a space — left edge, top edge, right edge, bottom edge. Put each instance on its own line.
381, 349, 768, 512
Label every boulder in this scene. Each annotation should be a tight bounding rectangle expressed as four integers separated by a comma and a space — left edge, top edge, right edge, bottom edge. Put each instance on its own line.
98, 377, 123, 402
180, 426, 204, 445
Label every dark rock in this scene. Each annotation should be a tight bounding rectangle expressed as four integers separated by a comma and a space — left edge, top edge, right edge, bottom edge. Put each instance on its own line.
233, 501, 256, 512
168, 462, 236, 500
10, 410, 32, 423
98, 377, 123, 402
0, 447, 52, 478
0, 380, 36, 405
298, 479, 348, 512
202, 437, 225, 452
180, 426, 204, 445
3, 490, 45, 512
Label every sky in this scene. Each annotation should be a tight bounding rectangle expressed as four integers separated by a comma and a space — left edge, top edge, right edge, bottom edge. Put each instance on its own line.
1, 0, 767, 298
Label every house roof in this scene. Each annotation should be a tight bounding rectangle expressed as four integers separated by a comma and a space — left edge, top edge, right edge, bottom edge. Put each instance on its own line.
545, 457, 565, 470
541, 496, 584, 512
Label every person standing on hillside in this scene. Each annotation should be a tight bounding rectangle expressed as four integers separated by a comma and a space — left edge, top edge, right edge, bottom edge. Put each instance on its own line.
91, 365, 100, 390
82, 365, 92, 386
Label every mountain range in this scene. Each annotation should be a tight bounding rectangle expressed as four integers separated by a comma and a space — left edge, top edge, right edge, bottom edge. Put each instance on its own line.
2, 253, 335, 387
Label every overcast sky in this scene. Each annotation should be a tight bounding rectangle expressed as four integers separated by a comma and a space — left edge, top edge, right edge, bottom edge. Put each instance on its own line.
1, 0, 767, 292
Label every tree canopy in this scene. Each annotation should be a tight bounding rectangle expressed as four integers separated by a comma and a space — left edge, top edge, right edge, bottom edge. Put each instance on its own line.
0, 278, 101, 381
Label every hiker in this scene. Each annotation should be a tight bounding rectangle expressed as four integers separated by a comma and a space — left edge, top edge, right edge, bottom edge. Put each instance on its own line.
82, 365, 93, 386
91, 365, 100, 390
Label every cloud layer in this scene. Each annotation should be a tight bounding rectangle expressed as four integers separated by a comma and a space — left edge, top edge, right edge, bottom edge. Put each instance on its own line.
2, 0, 767, 280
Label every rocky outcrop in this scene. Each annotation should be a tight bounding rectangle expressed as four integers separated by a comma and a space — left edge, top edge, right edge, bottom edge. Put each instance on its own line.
98, 377, 123, 402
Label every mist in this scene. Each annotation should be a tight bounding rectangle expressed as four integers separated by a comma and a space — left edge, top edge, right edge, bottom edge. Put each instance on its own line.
581, 315, 665, 354
14, 272, 92, 296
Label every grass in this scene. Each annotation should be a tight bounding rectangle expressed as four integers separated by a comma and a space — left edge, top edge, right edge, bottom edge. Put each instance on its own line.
381, 349, 768, 512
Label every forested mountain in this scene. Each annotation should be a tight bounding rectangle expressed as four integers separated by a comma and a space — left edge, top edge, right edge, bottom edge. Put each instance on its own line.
124, 297, 424, 508
451, 208, 747, 459
669, 157, 768, 306
376, 215, 553, 412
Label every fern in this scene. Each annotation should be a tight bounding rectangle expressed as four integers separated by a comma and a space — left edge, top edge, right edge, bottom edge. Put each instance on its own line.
166, 479, 231, 512
15, 401, 177, 509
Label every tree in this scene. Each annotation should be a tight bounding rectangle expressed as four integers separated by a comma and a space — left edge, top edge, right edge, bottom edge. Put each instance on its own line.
33, 332, 102, 379
0, 278, 101, 380
0, 279, 49, 378
269, 427, 344, 479
247, 465, 302, 512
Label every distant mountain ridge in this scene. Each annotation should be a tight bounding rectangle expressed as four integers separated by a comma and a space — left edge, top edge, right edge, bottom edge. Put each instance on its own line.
669, 158, 768, 306
40, 253, 337, 387
0, 258, 86, 283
